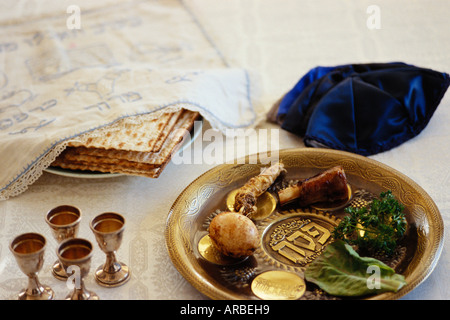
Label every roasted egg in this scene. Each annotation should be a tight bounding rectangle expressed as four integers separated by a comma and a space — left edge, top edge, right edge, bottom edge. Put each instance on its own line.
208, 211, 259, 259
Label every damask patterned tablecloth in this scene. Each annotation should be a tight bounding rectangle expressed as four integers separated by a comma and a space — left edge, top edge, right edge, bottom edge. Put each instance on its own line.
0, 0, 449, 300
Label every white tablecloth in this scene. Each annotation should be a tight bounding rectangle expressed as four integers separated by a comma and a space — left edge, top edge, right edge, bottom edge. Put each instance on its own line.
0, 0, 448, 300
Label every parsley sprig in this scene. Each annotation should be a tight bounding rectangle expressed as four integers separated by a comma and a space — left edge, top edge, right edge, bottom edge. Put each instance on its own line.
332, 191, 407, 256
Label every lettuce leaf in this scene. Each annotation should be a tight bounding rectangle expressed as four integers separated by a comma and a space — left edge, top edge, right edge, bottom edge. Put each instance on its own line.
304, 240, 406, 297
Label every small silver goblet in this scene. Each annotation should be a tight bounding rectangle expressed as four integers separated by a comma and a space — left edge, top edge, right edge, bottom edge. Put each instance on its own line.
90, 212, 131, 287
45, 205, 82, 280
10, 233, 55, 300
57, 238, 99, 300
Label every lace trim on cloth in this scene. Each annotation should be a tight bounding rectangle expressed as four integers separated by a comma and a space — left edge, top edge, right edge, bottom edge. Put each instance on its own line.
0, 141, 68, 201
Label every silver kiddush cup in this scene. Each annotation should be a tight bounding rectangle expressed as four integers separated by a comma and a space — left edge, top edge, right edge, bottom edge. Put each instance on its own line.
45, 205, 82, 280
57, 238, 99, 300
90, 212, 131, 287
10, 233, 55, 300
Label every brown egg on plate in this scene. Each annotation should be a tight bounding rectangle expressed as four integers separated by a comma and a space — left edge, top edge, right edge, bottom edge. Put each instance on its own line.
208, 211, 259, 259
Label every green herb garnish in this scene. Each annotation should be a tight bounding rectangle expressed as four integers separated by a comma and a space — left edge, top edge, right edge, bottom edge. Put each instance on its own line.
304, 240, 406, 297
332, 191, 406, 256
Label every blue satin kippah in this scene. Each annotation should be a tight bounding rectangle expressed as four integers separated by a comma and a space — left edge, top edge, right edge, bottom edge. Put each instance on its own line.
276, 62, 450, 156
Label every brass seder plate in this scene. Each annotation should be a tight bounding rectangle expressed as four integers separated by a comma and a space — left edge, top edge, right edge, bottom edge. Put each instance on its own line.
164, 148, 444, 300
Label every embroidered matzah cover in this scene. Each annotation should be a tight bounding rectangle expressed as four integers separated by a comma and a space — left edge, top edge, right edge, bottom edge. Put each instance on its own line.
0, 0, 263, 200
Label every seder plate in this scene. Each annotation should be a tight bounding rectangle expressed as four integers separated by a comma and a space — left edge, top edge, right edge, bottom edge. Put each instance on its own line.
164, 148, 444, 300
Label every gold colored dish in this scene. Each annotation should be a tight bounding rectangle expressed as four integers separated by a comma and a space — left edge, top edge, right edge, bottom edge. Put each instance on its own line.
165, 148, 444, 300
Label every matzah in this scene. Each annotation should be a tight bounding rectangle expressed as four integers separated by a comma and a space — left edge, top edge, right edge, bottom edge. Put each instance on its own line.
51, 109, 199, 178
51, 158, 163, 178
66, 109, 197, 165
152, 109, 183, 152
67, 110, 175, 153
